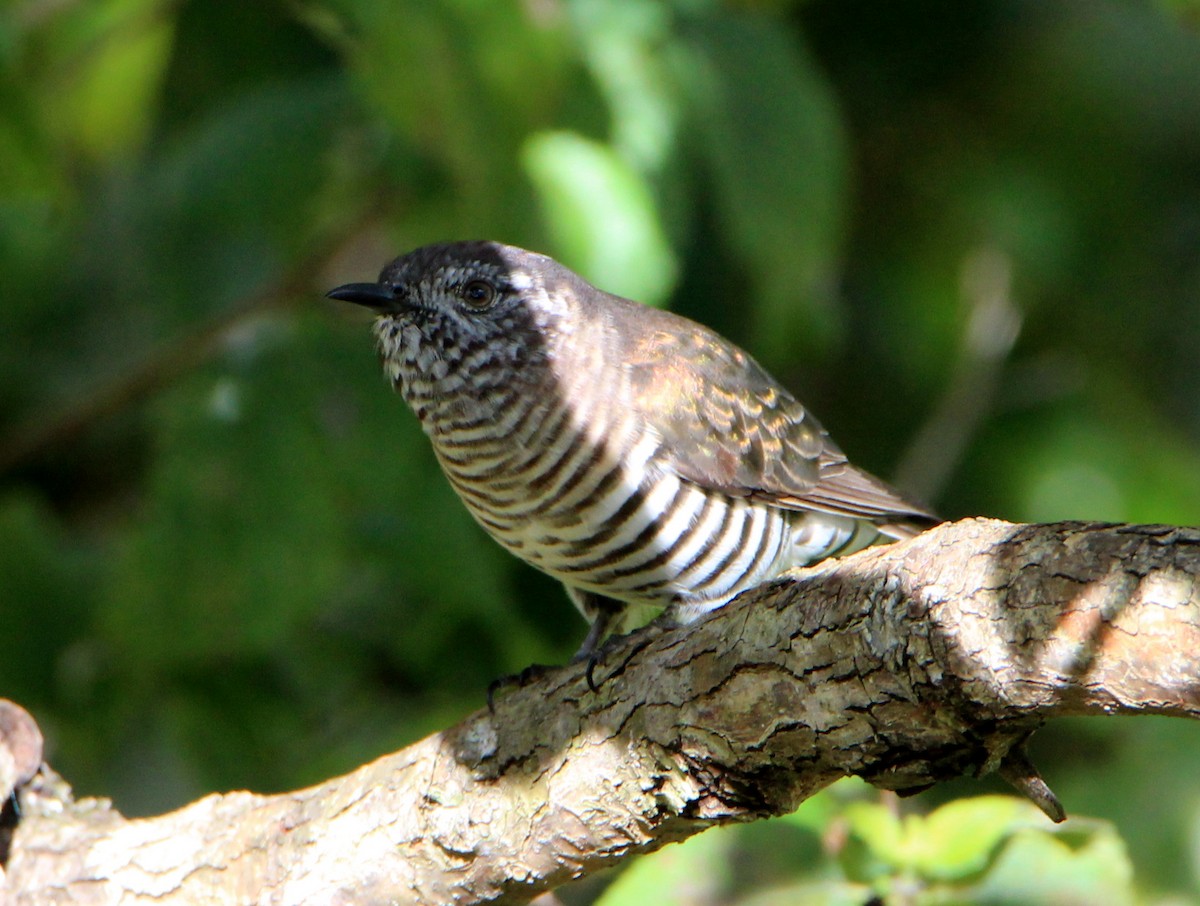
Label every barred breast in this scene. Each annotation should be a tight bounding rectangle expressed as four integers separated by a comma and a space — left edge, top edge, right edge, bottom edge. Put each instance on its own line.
408, 345, 880, 620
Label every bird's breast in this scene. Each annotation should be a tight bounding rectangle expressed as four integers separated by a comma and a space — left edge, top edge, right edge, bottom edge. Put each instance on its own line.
424, 378, 799, 608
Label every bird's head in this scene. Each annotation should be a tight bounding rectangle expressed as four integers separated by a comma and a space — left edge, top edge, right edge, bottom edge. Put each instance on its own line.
328, 240, 574, 389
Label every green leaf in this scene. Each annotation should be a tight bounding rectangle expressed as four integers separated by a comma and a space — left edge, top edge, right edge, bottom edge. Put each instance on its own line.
839, 796, 1137, 903
595, 828, 732, 906
523, 130, 677, 305
9, 0, 176, 162
335, 0, 569, 233
908, 795, 1041, 882
568, 0, 680, 174
736, 881, 874, 906
673, 10, 849, 363
971, 819, 1135, 905
839, 801, 905, 882
61, 7, 174, 161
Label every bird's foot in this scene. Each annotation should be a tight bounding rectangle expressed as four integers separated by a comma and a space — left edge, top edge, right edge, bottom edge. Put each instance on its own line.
573, 627, 665, 693
572, 639, 620, 694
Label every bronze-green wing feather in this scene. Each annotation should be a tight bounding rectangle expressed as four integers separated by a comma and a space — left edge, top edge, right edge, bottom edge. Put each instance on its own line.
607, 300, 939, 538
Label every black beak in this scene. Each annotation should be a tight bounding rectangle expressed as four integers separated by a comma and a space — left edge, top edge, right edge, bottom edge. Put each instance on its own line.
326, 282, 400, 312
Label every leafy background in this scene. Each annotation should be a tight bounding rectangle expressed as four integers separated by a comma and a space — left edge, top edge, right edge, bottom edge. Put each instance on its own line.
3, 0, 1200, 902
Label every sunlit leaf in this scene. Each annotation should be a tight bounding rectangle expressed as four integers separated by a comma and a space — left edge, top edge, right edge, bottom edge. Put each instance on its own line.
839, 802, 904, 882
971, 819, 1135, 905
569, 0, 680, 174
908, 796, 1041, 881
596, 827, 732, 906
523, 129, 677, 305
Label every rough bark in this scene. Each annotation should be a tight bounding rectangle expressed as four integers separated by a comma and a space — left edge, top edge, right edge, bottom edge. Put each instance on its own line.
3, 518, 1199, 905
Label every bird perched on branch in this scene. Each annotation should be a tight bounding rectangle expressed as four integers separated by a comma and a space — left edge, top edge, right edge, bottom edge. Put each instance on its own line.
329, 241, 938, 666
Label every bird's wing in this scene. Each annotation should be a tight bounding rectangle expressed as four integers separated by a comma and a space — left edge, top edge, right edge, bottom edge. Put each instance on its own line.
613, 306, 938, 535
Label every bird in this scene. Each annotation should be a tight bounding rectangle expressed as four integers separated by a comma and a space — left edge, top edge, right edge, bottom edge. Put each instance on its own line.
328, 240, 939, 667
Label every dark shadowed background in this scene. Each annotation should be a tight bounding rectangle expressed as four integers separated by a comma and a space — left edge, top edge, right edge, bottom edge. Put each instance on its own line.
3, 0, 1199, 902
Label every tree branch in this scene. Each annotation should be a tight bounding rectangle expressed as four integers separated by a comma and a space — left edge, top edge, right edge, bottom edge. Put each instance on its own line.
4, 518, 1199, 904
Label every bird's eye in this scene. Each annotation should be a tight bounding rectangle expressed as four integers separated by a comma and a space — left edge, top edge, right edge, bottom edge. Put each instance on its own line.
462, 279, 497, 308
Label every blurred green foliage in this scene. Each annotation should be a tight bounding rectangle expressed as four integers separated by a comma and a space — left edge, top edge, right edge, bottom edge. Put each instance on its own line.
597, 785, 1136, 906
2, 0, 1200, 902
